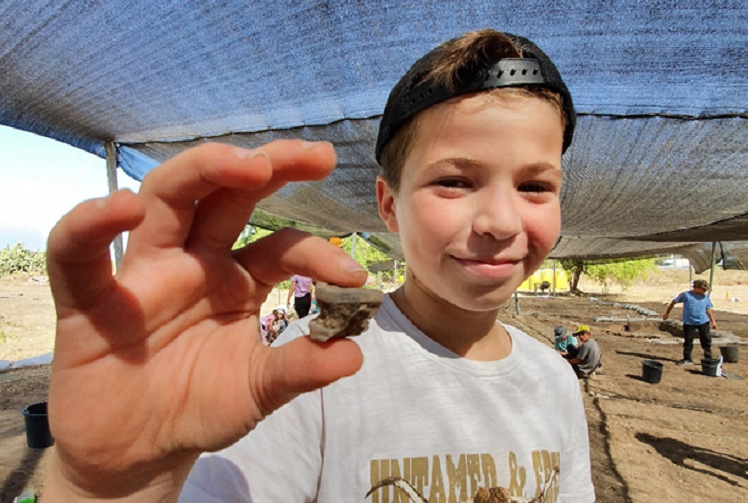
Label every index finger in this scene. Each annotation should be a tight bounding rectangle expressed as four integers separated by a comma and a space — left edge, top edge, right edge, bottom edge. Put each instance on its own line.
127, 140, 336, 254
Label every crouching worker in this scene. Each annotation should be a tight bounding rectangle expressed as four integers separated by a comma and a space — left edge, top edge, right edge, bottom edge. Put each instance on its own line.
554, 325, 578, 359
566, 325, 603, 378
260, 308, 288, 346
40, 29, 594, 503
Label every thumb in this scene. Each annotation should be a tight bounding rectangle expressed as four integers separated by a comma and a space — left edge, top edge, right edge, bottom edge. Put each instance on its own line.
252, 337, 363, 416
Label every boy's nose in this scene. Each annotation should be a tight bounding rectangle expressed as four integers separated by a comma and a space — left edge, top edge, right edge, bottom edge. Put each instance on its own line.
471, 190, 523, 240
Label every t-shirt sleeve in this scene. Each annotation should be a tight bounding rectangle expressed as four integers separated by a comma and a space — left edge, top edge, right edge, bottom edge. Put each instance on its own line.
673, 292, 686, 304
706, 297, 714, 310
557, 379, 596, 503
554, 338, 562, 350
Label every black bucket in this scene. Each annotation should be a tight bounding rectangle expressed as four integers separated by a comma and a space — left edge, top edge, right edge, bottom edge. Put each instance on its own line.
22, 402, 54, 448
700, 358, 720, 378
719, 346, 739, 363
642, 360, 664, 384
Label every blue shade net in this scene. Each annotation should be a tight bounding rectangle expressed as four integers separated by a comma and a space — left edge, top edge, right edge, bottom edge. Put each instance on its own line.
1, 0, 747, 264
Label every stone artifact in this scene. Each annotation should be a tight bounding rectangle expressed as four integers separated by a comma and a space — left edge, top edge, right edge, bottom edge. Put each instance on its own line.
308, 282, 384, 342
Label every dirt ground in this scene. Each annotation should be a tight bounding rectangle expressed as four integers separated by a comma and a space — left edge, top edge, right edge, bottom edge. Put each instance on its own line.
1, 269, 747, 502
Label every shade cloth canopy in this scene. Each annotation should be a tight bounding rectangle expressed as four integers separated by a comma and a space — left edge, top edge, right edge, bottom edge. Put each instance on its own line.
2, 0, 747, 269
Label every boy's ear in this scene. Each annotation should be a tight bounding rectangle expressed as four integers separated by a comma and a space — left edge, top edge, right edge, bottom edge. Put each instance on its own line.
376, 176, 399, 233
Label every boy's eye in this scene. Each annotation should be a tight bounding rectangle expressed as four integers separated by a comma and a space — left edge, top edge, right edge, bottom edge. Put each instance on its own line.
435, 178, 469, 189
519, 181, 555, 194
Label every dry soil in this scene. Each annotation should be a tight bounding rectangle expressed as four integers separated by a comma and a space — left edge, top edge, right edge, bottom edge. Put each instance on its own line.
1, 270, 747, 502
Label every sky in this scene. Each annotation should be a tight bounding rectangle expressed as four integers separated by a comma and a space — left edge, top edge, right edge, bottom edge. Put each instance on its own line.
0, 125, 142, 251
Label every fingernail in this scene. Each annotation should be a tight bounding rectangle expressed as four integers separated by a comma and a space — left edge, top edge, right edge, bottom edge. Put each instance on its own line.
234, 147, 267, 160
340, 256, 366, 272
93, 195, 110, 209
300, 140, 332, 149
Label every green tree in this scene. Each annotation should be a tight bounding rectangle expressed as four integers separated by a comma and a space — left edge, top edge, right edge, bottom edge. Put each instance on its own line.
559, 259, 586, 293
561, 258, 657, 294
341, 234, 391, 270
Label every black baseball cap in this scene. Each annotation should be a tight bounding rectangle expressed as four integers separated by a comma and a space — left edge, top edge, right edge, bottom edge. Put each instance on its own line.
375, 32, 576, 164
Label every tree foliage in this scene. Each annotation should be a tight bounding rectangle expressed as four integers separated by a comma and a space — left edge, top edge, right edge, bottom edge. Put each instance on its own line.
560, 257, 657, 293
0, 243, 47, 277
341, 235, 391, 269
559, 259, 586, 292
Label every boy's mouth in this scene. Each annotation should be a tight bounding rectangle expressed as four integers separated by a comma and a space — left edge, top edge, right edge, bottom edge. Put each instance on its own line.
451, 254, 522, 265
450, 255, 523, 279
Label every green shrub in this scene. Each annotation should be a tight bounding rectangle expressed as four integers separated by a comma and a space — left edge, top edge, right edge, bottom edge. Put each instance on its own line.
0, 243, 47, 277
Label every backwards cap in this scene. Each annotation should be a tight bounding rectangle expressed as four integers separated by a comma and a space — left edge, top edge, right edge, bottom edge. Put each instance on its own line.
375, 32, 576, 164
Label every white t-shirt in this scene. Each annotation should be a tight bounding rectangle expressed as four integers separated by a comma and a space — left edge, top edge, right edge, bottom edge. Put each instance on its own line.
180, 295, 595, 503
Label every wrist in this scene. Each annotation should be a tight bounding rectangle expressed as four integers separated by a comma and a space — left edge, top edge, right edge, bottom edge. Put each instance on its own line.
41, 450, 194, 503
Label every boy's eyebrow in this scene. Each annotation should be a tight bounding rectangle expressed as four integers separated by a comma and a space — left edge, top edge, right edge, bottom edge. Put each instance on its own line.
426, 157, 563, 179
521, 162, 564, 180
425, 157, 483, 171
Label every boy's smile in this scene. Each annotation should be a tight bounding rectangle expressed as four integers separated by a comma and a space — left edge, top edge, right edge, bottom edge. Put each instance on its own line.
378, 93, 564, 316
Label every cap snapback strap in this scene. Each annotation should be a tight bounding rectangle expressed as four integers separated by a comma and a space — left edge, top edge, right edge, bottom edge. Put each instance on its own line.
405, 59, 545, 115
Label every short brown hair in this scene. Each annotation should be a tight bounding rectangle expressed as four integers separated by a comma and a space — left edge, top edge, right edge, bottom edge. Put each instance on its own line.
379, 29, 568, 194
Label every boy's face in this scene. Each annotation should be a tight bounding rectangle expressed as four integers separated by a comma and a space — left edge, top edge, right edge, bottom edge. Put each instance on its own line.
377, 93, 564, 311
693, 286, 707, 294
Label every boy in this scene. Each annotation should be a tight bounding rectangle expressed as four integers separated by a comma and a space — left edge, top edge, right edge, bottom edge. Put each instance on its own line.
554, 325, 578, 358
40, 30, 593, 503
663, 279, 717, 365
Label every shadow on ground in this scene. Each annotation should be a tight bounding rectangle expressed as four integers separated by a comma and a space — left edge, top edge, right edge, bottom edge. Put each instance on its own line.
0, 447, 46, 502
636, 433, 748, 488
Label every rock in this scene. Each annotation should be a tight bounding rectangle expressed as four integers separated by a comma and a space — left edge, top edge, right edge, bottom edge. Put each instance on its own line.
308, 282, 384, 342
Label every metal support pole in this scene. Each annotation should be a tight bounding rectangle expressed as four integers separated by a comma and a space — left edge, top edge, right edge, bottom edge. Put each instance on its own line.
708, 241, 717, 296
105, 142, 124, 272
552, 259, 557, 298
514, 290, 520, 315
689, 260, 693, 286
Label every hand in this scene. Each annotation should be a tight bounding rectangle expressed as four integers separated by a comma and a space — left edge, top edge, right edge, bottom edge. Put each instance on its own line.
712, 322, 718, 330
43, 141, 367, 501
662, 313, 669, 320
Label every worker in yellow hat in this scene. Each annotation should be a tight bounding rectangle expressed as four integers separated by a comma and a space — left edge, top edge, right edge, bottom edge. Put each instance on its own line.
566, 325, 603, 378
